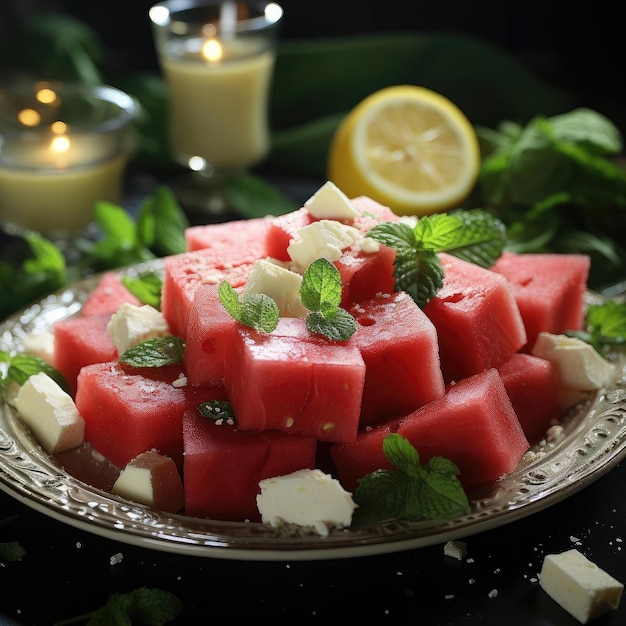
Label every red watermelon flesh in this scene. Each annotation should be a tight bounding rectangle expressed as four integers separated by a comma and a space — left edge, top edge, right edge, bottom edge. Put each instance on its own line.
265, 195, 400, 261
497, 352, 562, 444
183, 282, 237, 387
185, 216, 273, 253
224, 317, 365, 443
331, 368, 529, 493
349, 291, 445, 426
491, 251, 590, 351
423, 253, 527, 383
161, 248, 256, 338
336, 243, 397, 307
182, 408, 317, 521
81, 272, 141, 317
75, 361, 227, 470
54, 314, 118, 395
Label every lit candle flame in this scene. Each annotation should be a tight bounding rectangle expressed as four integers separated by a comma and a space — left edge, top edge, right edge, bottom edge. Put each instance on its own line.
202, 39, 223, 63
18, 109, 41, 127
50, 135, 70, 155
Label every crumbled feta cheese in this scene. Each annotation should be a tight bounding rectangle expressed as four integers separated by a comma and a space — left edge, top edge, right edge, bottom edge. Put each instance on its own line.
304, 181, 359, 219
22, 330, 55, 365
244, 258, 309, 318
14, 372, 85, 454
539, 549, 624, 623
444, 540, 468, 560
107, 302, 170, 356
257, 468, 357, 537
358, 237, 380, 254
287, 220, 361, 273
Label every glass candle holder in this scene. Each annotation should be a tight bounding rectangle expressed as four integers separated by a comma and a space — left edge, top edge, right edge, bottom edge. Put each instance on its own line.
0, 81, 136, 238
149, 0, 283, 214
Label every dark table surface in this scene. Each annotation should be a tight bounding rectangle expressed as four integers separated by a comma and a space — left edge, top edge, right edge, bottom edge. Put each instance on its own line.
1, 171, 626, 626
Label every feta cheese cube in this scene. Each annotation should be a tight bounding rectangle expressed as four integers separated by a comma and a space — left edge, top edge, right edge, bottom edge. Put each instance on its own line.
244, 258, 309, 318
14, 372, 85, 454
287, 220, 361, 273
539, 549, 623, 623
304, 181, 359, 219
257, 468, 357, 537
532, 332, 616, 408
112, 449, 184, 513
107, 302, 170, 356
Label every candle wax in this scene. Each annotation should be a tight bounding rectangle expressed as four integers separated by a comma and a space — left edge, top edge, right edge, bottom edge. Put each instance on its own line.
0, 154, 128, 233
162, 42, 274, 171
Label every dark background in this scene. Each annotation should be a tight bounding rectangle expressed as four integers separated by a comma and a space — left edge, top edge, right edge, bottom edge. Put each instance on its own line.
1, 0, 624, 134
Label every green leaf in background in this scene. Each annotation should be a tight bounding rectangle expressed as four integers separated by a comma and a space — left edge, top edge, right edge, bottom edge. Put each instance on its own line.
224, 173, 298, 218
20, 14, 104, 85
121, 271, 164, 310
266, 33, 575, 177
136, 186, 190, 256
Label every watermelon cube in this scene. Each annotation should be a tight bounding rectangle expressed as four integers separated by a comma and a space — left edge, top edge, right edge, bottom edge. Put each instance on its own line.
423, 253, 527, 382
183, 283, 237, 387
336, 243, 397, 307
182, 408, 317, 521
331, 368, 529, 493
497, 352, 562, 444
491, 251, 590, 351
75, 361, 226, 470
349, 291, 445, 426
184, 216, 273, 253
161, 248, 256, 338
54, 314, 118, 395
81, 272, 141, 317
225, 317, 366, 442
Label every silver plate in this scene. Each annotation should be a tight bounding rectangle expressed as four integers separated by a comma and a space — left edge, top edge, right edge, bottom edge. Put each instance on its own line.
1, 261, 625, 561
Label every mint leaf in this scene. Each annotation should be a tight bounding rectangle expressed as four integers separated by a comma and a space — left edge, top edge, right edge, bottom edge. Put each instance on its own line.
84, 587, 182, 626
577, 301, 626, 353
239, 293, 281, 333
299, 257, 342, 314
299, 258, 357, 340
305, 308, 357, 341
121, 271, 163, 310
0, 352, 70, 398
352, 433, 470, 526
367, 211, 505, 307
119, 336, 185, 368
393, 248, 444, 309
0, 541, 26, 563
197, 400, 237, 425
218, 281, 279, 333
218, 281, 242, 321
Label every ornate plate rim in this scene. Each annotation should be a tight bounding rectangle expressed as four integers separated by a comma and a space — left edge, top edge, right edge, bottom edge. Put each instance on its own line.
1, 261, 625, 561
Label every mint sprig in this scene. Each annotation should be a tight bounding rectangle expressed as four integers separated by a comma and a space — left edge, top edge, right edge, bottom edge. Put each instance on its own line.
0, 352, 70, 399
218, 282, 280, 333
366, 210, 506, 308
352, 433, 470, 526
299, 258, 357, 341
56, 586, 182, 625
119, 336, 185, 368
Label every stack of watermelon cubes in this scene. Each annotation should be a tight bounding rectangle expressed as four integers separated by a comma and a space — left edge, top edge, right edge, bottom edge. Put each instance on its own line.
50, 190, 590, 523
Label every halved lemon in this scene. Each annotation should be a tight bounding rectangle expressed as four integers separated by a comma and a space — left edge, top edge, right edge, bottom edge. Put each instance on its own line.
328, 85, 481, 216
